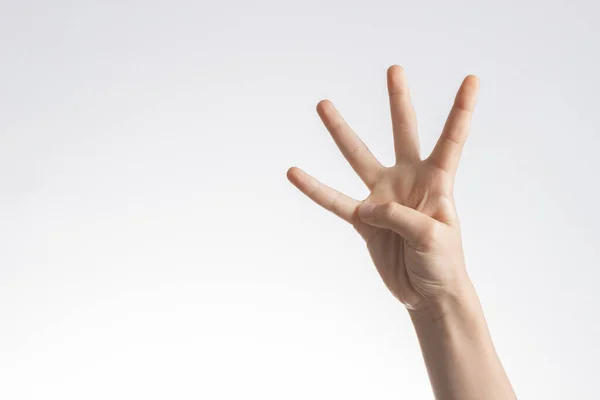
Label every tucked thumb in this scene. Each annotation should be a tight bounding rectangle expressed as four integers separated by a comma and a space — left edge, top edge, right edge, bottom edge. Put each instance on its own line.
358, 201, 436, 245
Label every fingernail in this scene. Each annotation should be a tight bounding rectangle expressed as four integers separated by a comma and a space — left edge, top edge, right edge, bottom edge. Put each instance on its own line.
358, 202, 375, 218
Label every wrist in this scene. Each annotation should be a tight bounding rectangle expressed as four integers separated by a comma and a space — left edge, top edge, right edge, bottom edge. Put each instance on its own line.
406, 275, 516, 400
408, 274, 483, 327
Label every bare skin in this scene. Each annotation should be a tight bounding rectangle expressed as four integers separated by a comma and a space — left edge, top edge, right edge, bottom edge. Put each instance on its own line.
287, 66, 516, 399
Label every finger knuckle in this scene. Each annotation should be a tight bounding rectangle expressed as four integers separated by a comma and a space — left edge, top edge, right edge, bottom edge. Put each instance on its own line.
381, 202, 400, 221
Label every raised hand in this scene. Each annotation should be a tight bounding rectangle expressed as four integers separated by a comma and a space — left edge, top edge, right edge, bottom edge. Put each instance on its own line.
287, 65, 480, 311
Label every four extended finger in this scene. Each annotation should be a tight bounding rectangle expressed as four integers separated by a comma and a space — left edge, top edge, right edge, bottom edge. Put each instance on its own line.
286, 166, 360, 223
427, 75, 480, 175
387, 65, 420, 162
316, 100, 384, 188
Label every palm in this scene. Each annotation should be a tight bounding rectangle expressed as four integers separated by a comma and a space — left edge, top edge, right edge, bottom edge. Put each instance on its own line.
288, 66, 479, 308
359, 162, 459, 307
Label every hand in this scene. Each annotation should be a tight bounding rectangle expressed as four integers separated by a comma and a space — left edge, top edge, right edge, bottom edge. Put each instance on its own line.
287, 66, 480, 311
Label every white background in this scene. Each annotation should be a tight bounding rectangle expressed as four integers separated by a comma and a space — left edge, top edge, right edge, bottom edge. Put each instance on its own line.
1, 1, 599, 398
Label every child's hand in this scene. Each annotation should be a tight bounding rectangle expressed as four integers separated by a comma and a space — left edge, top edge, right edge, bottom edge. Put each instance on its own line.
287, 66, 480, 311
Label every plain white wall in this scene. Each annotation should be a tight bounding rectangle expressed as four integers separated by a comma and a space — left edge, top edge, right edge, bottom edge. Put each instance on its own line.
1, 1, 598, 398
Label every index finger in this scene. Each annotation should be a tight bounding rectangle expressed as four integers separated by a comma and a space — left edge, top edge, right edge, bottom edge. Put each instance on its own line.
427, 75, 479, 176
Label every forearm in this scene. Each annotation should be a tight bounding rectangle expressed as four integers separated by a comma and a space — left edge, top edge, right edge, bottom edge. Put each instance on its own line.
408, 277, 516, 400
